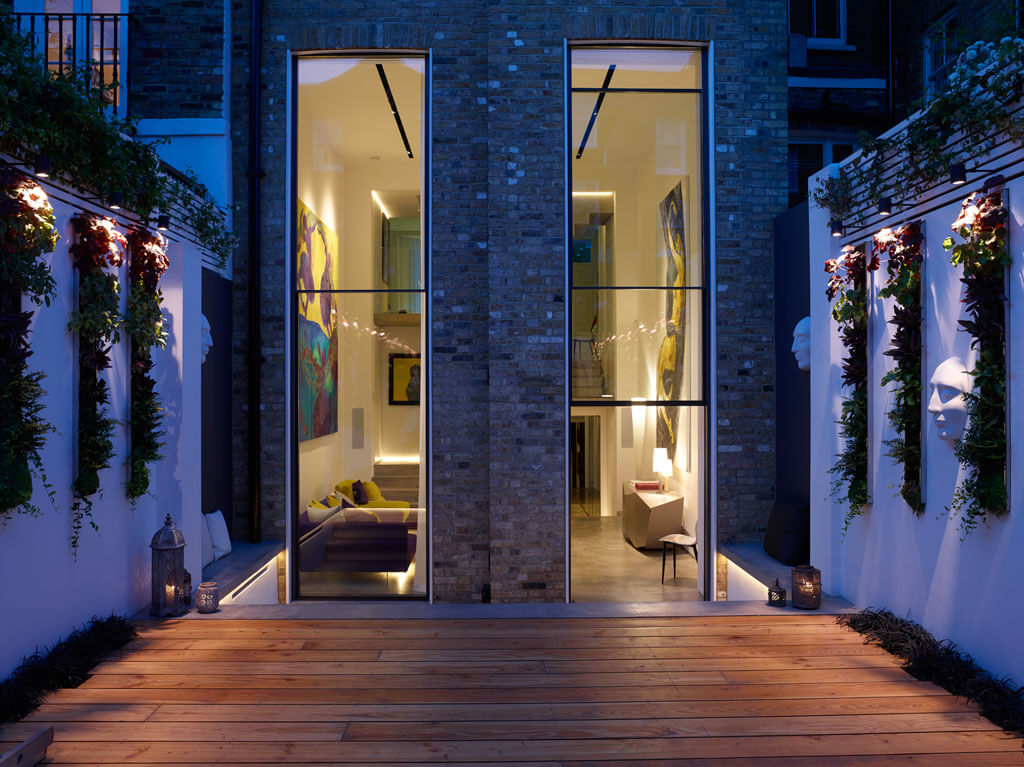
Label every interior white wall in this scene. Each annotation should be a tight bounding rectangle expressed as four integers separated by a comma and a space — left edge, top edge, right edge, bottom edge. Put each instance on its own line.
809, 167, 1024, 686
0, 183, 201, 679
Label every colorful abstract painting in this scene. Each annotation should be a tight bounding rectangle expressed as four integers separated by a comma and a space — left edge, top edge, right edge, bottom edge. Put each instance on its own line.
656, 181, 686, 461
296, 200, 339, 441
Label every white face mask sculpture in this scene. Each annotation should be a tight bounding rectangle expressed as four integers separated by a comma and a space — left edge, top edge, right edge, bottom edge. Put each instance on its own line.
791, 316, 811, 372
200, 313, 213, 365
927, 356, 971, 443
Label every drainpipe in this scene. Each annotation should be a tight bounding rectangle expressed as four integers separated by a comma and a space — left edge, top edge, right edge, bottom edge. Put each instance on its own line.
246, 0, 263, 542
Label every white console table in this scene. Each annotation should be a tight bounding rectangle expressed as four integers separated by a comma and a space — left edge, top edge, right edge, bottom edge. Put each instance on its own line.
622, 481, 685, 549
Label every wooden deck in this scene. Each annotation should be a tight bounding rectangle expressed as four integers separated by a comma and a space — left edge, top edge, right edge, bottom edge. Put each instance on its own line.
3, 614, 1022, 765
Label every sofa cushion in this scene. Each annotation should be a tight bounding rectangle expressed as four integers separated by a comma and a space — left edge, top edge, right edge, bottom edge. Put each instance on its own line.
352, 480, 369, 505
763, 496, 810, 565
335, 480, 355, 501
306, 503, 339, 526
200, 513, 215, 568
363, 480, 384, 501
362, 499, 411, 510
206, 510, 232, 560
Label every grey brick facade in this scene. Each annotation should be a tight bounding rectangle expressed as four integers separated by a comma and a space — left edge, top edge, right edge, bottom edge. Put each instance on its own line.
227, 1, 789, 601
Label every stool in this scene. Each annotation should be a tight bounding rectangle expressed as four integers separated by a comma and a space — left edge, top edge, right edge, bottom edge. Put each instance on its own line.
659, 533, 698, 583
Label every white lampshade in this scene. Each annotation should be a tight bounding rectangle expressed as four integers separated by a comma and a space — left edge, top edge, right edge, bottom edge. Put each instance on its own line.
652, 447, 669, 477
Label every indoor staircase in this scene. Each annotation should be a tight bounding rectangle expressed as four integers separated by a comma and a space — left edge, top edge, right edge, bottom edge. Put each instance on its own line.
372, 462, 420, 505
572, 359, 604, 400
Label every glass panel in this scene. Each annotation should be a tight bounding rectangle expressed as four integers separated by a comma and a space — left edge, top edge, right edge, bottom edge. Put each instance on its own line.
572, 91, 703, 288
569, 404, 705, 601
570, 288, 702, 403
814, 0, 840, 38
296, 57, 423, 291
571, 47, 701, 90
295, 55, 426, 600
297, 292, 425, 598
789, 0, 812, 35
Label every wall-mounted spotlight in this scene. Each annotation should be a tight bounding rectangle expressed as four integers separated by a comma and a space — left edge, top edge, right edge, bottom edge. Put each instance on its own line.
949, 162, 967, 186
877, 196, 892, 216
34, 155, 51, 179
829, 218, 844, 237
109, 191, 123, 210
157, 213, 170, 231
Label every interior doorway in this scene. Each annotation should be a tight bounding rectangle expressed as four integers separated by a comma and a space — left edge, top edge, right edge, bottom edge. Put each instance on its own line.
570, 416, 600, 518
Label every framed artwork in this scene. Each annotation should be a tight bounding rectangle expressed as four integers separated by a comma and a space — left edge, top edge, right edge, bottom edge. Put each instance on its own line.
389, 353, 421, 406
296, 199, 339, 441
656, 180, 686, 461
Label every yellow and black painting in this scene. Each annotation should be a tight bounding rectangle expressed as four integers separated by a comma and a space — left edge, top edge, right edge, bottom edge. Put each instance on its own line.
296, 199, 339, 441
656, 181, 686, 460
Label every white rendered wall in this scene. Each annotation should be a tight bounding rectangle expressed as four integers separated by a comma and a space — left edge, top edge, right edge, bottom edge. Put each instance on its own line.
0, 180, 202, 680
809, 166, 1024, 686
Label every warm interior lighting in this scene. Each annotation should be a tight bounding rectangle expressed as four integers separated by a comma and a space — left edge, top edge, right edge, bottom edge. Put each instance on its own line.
572, 191, 614, 197
371, 190, 391, 219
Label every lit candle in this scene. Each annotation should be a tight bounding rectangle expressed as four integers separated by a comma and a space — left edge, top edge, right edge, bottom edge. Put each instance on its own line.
165, 584, 175, 603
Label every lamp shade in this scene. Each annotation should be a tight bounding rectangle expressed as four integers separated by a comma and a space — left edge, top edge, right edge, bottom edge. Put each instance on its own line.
653, 447, 669, 476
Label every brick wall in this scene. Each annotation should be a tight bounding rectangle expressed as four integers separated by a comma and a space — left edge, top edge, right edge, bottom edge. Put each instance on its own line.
230, 0, 789, 600
129, 0, 224, 119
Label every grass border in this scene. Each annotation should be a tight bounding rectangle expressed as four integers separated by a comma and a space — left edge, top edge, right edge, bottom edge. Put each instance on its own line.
0, 614, 137, 723
837, 608, 1024, 736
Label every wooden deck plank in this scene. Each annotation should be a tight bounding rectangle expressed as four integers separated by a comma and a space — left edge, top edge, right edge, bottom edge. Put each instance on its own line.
139, 696, 979, 722
8, 615, 1018, 765
29, 732, 1024, 763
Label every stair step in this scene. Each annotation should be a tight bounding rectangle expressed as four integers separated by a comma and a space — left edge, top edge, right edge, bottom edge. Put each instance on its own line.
373, 463, 420, 478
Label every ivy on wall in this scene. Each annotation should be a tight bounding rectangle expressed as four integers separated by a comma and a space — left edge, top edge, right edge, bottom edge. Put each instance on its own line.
0, 10, 232, 265
124, 230, 169, 501
67, 215, 124, 552
0, 166, 58, 517
874, 222, 925, 514
825, 245, 879, 530
944, 192, 1010, 535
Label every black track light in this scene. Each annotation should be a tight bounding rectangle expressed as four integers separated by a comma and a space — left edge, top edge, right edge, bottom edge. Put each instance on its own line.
877, 196, 892, 216
109, 191, 123, 210
950, 162, 967, 186
157, 213, 170, 231
829, 218, 844, 237
34, 155, 51, 179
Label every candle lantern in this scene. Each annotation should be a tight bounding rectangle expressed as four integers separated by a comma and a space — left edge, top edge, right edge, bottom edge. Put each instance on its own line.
196, 582, 220, 614
791, 564, 821, 610
150, 514, 187, 617
767, 577, 786, 607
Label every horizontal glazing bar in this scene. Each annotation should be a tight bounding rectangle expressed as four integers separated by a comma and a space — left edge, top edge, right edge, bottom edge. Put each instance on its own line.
296, 289, 427, 294
571, 400, 706, 407
571, 87, 703, 94
570, 285, 705, 292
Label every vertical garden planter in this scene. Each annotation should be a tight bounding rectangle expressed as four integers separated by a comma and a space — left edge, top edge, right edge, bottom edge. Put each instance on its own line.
0, 167, 58, 518
875, 222, 925, 514
67, 215, 124, 551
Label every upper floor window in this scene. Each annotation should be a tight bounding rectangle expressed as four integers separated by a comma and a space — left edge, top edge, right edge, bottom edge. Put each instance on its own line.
790, 0, 847, 49
924, 14, 956, 96
13, 0, 128, 116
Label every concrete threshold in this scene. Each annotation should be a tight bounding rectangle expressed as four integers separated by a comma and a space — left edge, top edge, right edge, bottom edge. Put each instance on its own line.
176, 594, 857, 620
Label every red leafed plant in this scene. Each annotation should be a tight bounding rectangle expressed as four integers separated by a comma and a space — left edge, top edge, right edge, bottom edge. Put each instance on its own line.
825, 245, 879, 530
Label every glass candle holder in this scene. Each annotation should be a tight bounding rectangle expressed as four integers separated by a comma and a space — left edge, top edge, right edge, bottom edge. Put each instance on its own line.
196, 581, 220, 614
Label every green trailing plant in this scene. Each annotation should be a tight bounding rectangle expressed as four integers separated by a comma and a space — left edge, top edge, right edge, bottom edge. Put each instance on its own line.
837, 609, 1024, 736
943, 191, 1010, 536
124, 229, 169, 500
875, 222, 925, 513
0, 165, 58, 517
67, 215, 125, 552
825, 245, 879, 530
0, 10, 232, 265
0, 614, 137, 723
813, 36, 1024, 224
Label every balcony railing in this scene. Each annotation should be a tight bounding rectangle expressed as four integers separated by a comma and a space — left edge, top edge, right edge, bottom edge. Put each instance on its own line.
13, 12, 128, 115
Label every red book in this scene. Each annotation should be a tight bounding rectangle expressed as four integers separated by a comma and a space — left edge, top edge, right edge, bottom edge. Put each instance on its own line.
633, 481, 660, 491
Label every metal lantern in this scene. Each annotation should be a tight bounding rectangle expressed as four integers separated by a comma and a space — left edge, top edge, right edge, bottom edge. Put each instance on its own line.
196, 582, 220, 614
791, 564, 821, 610
767, 577, 786, 607
150, 514, 187, 617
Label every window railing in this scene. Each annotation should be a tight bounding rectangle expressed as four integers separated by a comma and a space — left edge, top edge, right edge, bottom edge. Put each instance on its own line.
13, 12, 128, 115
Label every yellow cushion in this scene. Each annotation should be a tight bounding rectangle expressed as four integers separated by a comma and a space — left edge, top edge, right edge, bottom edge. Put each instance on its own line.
323, 495, 342, 508
309, 498, 328, 509
335, 480, 355, 501
363, 480, 384, 501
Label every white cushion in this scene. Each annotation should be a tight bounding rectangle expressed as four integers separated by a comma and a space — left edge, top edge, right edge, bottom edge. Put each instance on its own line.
305, 503, 339, 526
206, 509, 232, 560
200, 513, 215, 568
